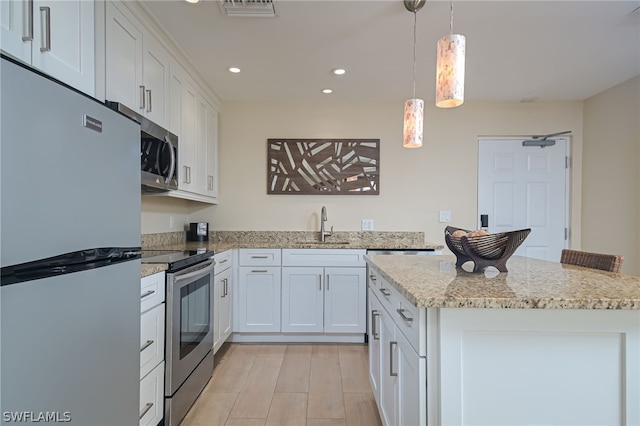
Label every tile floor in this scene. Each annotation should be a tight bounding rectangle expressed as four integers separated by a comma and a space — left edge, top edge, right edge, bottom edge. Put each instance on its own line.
180, 343, 382, 426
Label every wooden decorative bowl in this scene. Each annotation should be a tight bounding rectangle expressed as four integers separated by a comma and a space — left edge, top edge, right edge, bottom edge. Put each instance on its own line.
444, 226, 531, 272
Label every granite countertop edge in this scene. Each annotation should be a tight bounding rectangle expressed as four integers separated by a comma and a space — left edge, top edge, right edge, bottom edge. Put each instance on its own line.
140, 240, 444, 278
364, 255, 640, 311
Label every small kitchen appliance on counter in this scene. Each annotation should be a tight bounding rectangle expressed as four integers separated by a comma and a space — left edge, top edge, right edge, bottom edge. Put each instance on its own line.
187, 222, 209, 242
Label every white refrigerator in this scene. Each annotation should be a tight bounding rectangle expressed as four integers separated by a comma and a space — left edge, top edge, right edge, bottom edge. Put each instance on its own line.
1, 55, 142, 425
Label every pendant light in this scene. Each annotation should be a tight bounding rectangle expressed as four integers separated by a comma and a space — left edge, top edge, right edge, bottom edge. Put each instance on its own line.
436, 0, 465, 108
403, 0, 425, 148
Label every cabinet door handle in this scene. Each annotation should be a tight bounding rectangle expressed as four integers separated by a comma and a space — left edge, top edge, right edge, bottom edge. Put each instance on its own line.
251, 269, 268, 273
319, 274, 322, 291
379, 288, 391, 296
390, 341, 398, 377
140, 340, 154, 352
22, 0, 33, 41
139, 85, 146, 110
146, 89, 152, 113
139, 402, 153, 420
369, 274, 377, 282
251, 255, 269, 259
219, 259, 228, 264
371, 310, 379, 340
141, 290, 155, 299
39, 6, 50, 52
396, 308, 413, 322
183, 165, 189, 184
326, 274, 329, 290
225, 278, 228, 296
187, 166, 191, 184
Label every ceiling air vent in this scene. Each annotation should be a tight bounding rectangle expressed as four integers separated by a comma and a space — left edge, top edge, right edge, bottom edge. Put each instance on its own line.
220, 0, 276, 17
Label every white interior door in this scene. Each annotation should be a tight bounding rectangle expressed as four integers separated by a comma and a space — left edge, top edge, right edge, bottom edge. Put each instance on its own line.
477, 138, 569, 261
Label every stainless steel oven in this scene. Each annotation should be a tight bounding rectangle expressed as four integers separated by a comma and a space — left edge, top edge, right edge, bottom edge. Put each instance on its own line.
165, 257, 215, 426
140, 249, 215, 426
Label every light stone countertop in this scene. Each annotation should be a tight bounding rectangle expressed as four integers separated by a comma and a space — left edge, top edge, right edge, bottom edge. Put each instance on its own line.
140, 239, 444, 277
365, 254, 640, 310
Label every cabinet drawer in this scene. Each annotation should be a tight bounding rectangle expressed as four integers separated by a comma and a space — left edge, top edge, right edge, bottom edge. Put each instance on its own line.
139, 361, 164, 426
214, 249, 233, 272
239, 249, 281, 266
141, 272, 165, 313
282, 249, 366, 267
140, 303, 165, 379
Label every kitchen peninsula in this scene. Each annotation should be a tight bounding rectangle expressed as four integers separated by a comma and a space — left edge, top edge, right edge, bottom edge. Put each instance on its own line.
365, 254, 640, 426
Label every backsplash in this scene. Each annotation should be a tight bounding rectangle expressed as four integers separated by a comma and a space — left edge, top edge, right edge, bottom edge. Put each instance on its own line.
142, 230, 428, 249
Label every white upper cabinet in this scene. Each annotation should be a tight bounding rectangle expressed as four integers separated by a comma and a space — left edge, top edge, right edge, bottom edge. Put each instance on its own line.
1, 0, 95, 96
105, 1, 170, 128
167, 60, 219, 203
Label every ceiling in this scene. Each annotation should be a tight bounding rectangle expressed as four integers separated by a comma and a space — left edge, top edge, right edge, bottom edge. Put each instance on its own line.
142, 0, 640, 103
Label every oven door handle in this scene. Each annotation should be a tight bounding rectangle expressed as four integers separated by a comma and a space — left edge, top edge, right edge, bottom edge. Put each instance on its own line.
173, 259, 215, 283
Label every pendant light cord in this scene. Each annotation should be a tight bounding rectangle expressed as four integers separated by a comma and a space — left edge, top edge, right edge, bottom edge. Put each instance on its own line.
412, 9, 417, 99
449, 0, 454, 35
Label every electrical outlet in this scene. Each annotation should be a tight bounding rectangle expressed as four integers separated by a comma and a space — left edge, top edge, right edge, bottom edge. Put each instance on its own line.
362, 219, 374, 231
439, 210, 451, 223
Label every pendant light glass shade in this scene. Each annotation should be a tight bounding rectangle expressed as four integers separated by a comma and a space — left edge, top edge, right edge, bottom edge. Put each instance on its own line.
403, 98, 424, 148
436, 34, 466, 108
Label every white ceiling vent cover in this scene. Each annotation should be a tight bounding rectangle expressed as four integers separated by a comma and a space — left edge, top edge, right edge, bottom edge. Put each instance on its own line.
220, 0, 276, 17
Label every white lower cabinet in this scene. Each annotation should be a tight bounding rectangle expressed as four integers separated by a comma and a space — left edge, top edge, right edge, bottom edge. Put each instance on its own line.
281, 250, 366, 334
139, 271, 165, 426
368, 268, 426, 426
213, 250, 233, 353
238, 266, 281, 332
281, 266, 366, 333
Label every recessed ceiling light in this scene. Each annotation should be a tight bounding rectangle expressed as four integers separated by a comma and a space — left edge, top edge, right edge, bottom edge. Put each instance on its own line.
332, 68, 346, 76
322, 89, 333, 94
228, 67, 241, 73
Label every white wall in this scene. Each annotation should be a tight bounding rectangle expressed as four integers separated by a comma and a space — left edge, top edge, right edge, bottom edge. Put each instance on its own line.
206, 100, 583, 246
582, 76, 640, 275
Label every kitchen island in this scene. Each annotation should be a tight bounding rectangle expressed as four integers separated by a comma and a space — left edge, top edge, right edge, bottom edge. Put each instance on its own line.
365, 254, 640, 426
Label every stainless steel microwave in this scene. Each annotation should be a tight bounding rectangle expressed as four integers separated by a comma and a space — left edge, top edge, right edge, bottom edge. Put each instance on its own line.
106, 101, 178, 192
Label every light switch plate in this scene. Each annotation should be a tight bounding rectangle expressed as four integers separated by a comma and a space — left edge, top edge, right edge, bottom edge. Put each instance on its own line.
362, 219, 374, 231
439, 210, 451, 223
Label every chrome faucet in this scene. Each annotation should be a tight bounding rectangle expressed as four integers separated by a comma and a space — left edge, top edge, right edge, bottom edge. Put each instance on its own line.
320, 206, 333, 242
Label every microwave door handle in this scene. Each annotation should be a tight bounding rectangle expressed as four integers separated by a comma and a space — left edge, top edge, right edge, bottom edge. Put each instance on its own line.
164, 135, 176, 186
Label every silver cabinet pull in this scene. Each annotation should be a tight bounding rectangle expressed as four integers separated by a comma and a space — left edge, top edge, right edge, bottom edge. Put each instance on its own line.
140, 340, 154, 352
369, 274, 377, 281
396, 308, 413, 322
390, 341, 398, 376
221, 278, 228, 297
139, 85, 146, 110
379, 288, 391, 296
183, 165, 189, 184
371, 310, 379, 340
22, 0, 33, 41
251, 269, 268, 273
224, 278, 228, 296
39, 6, 50, 52
141, 290, 155, 299
251, 255, 269, 259
319, 274, 322, 290
326, 274, 329, 290
219, 259, 228, 264
146, 89, 152, 113
139, 402, 153, 420
187, 166, 191, 184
